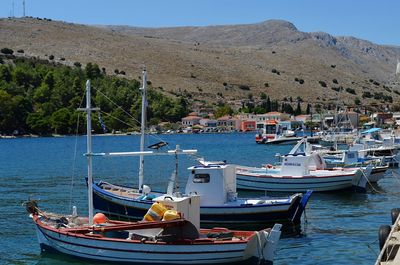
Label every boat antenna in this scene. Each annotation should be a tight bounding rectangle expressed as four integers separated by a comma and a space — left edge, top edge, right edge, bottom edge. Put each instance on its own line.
138, 69, 147, 193
78, 80, 99, 225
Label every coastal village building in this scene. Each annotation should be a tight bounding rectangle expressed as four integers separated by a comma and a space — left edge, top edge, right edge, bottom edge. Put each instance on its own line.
217, 116, 241, 131
199, 118, 218, 128
240, 120, 256, 131
294, 115, 310, 123
181, 114, 202, 126
236, 113, 258, 121
255, 112, 290, 130
372, 112, 393, 126
321, 112, 359, 129
236, 113, 257, 132
179, 110, 369, 133
393, 112, 400, 126
336, 111, 359, 128
255, 112, 290, 123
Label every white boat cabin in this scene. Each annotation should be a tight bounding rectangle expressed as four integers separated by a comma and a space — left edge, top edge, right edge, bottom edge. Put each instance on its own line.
154, 194, 200, 232
280, 138, 327, 176
185, 164, 236, 206
281, 153, 326, 176
342, 150, 359, 164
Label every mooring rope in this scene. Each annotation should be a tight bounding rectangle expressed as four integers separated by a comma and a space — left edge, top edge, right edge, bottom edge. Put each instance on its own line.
366, 237, 379, 258
359, 166, 384, 194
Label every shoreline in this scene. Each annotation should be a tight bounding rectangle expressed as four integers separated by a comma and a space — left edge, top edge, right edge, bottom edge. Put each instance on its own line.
0, 130, 254, 139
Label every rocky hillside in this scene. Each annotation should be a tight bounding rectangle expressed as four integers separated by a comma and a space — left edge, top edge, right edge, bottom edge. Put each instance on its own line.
1, 17, 400, 108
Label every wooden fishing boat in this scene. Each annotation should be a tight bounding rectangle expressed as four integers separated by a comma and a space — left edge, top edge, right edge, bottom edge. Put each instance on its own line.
91, 71, 311, 230
92, 161, 312, 229
27, 77, 282, 264
28, 196, 282, 265
323, 150, 388, 183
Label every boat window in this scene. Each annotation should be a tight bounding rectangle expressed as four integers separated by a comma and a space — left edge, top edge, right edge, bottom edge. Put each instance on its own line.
193, 174, 210, 183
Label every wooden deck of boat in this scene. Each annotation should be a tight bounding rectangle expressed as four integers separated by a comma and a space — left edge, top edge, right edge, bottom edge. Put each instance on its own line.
101, 183, 140, 198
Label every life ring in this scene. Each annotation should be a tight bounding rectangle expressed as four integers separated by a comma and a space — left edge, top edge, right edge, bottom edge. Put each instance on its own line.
379, 225, 391, 250
266, 164, 274, 169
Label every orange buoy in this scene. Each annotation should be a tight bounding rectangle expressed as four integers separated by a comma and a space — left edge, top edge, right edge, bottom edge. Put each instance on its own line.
93, 213, 108, 224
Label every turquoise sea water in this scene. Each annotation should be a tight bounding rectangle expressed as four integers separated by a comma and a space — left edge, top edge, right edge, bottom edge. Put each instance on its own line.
1, 132, 399, 265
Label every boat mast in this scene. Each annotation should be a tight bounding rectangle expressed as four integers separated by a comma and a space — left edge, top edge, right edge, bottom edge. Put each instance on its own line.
138, 69, 147, 193
79, 80, 99, 226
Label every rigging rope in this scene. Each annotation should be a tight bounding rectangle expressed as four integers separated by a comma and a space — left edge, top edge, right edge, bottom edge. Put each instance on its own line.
69, 92, 86, 212
93, 86, 178, 151
94, 87, 138, 123
70, 84, 202, 200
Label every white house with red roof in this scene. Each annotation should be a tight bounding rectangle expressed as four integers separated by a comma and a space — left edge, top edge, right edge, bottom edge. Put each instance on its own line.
181, 115, 202, 126
256, 112, 290, 123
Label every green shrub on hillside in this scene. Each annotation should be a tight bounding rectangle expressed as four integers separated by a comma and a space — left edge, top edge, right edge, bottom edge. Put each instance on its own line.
319, 81, 327, 87
1, 48, 14, 55
362, 91, 373, 98
239, 85, 250, 90
345, 87, 356, 95
0, 57, 190, 135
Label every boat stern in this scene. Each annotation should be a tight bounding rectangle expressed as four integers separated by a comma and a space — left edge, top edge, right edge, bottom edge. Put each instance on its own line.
291, 190, 313, 224
262, 223, 282, 263
244, 223, 282, 264
351, 168, 368, 192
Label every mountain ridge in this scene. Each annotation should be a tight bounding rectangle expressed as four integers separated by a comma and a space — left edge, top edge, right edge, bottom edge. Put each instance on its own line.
1, 17, 399, 108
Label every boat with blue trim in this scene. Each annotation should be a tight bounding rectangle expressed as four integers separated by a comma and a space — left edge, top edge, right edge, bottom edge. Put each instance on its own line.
236, 139, 368, 192
90, 70, 312, 230
27, 77, 283, 265
92, 160, 312, 230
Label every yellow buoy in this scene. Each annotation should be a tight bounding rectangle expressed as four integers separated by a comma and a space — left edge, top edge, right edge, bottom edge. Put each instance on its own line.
143, 202, 167, 221
162, 210, 181, 221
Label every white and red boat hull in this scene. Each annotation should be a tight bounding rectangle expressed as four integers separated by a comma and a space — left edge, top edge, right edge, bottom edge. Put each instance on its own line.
33, 215, 281, 264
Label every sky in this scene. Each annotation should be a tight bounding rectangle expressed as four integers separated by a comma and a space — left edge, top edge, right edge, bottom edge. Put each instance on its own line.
2, 0, 399, 46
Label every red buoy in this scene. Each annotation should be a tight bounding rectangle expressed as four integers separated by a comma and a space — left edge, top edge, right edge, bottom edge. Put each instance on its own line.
93, 213, 108, 224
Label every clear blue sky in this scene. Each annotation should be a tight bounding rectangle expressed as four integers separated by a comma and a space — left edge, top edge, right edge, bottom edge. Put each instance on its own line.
2, 0, 399, 45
